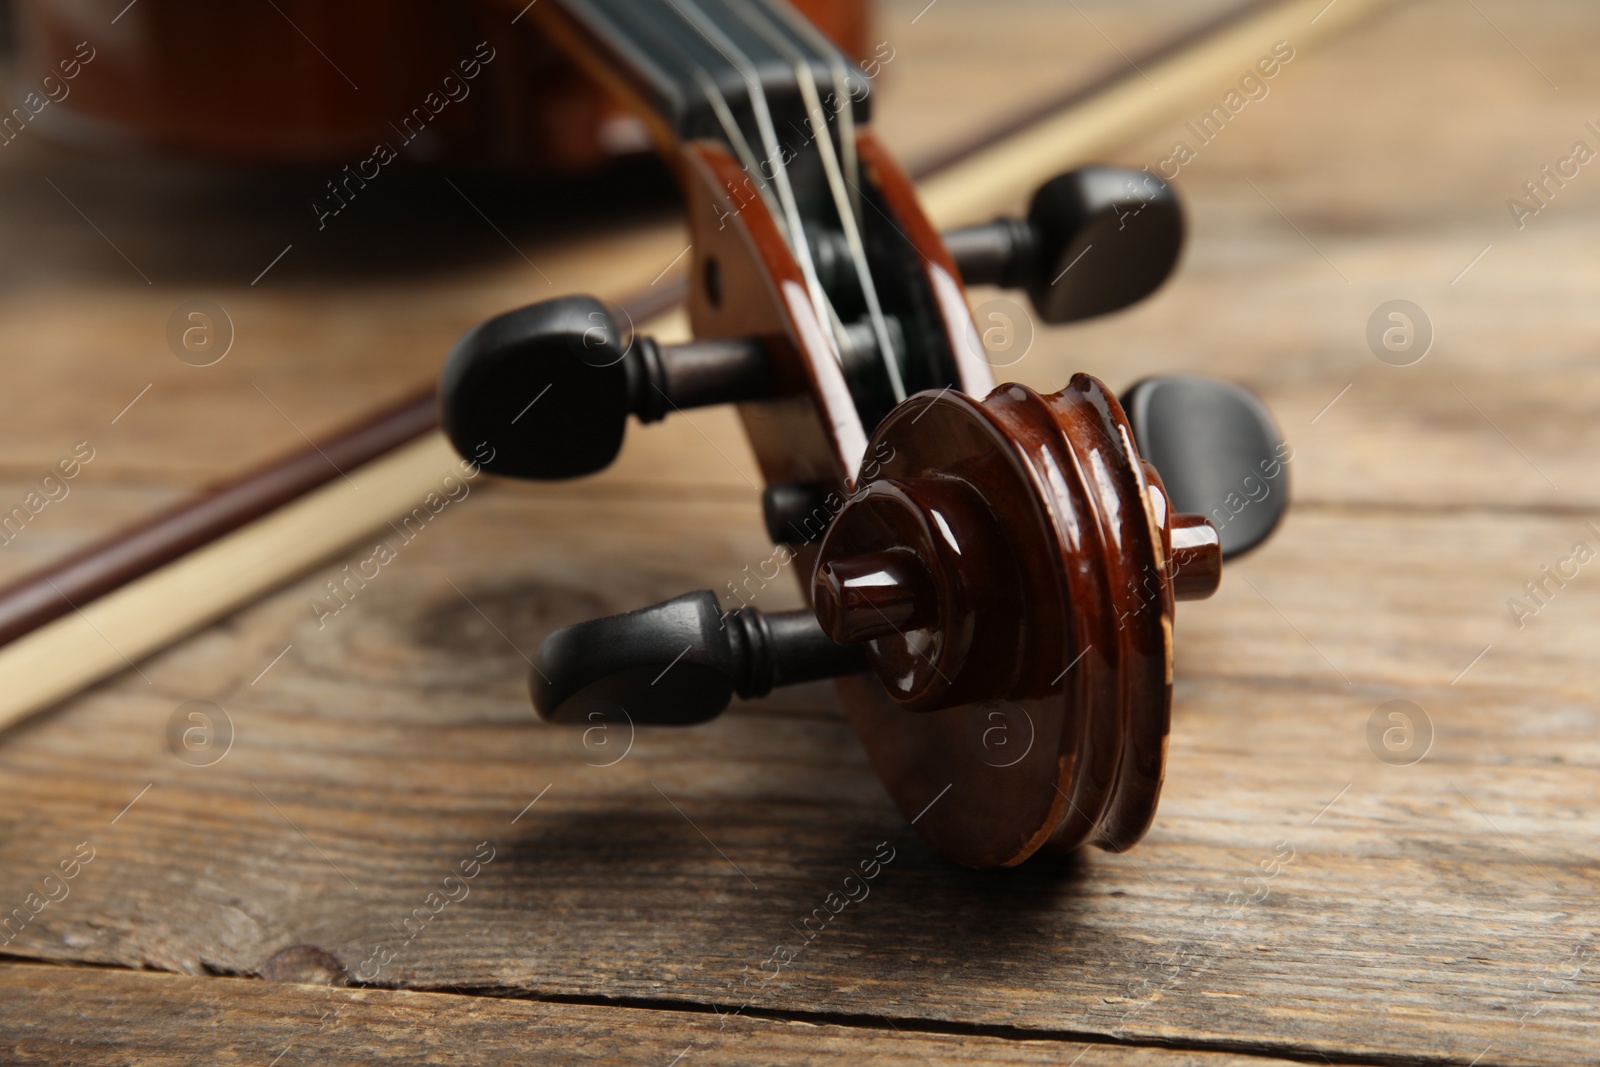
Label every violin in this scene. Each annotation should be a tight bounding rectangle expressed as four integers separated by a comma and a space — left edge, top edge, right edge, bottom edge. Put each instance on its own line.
430, 0, 1291, 869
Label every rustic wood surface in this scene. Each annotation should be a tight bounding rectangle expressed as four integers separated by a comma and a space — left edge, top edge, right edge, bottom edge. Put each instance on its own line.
3, 1, 1598, 1065
0, 963, 1318, 1066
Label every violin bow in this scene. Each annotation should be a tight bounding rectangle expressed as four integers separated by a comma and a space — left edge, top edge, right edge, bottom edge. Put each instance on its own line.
0, 0, 1393, 738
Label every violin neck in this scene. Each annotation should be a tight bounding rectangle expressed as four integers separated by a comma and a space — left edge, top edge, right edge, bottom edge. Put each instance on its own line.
531, 0, 937, 420
547, 0, 871, 146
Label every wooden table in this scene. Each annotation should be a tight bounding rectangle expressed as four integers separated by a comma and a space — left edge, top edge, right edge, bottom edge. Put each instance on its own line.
2, 1, 1596, 1063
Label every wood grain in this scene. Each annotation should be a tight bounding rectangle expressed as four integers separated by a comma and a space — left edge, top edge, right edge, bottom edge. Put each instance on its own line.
2, 1, 1598, 1065
0, 0, 1354, 734
0, 493, 1595, 1066
0, 388, 437, 648
0, 964, 1322, 1066
997, 0, 1600, 513
917, 0, 1399, 226
0, 434, 473, 730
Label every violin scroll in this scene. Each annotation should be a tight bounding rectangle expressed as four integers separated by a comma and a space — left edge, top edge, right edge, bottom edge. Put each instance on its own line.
811, 373, 1221, 717
524, 370, 1233, 866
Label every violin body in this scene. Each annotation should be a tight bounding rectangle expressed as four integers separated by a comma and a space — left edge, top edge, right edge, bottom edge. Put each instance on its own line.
12, 0, 867, 169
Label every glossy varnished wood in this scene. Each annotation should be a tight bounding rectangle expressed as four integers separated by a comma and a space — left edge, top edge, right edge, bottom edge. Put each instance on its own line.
818, 376, 1217, 867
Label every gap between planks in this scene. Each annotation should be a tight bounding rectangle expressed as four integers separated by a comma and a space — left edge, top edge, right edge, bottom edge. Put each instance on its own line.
0, 957, 1399, 1067
386, 985, 1444, 1067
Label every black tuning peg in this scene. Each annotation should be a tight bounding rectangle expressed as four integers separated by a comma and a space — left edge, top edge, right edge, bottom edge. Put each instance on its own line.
1120, 375, 1289, 560
943, 166, 1183, 324
438, 295, 772, 480
533, 590, 868, 726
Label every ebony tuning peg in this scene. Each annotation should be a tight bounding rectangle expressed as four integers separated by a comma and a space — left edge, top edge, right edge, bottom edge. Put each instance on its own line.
1120, 375, 1289, 560
532, 590, 867, 726
943, 166, 1183, 324
438, 295, 772, 480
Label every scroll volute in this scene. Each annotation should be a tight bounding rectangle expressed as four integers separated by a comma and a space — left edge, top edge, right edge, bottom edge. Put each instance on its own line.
814, 376, 1221, 868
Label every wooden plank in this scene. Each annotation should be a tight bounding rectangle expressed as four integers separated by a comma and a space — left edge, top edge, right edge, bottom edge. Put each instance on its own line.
3, 0, 1594, 531
0, 106, 710, 475
0, 156, 688, 485
0, 963, 1320, 1066
0, 0, 1274, 634
0, 0, 1389, 729
868, 0, 1249, 172
0, 492, 1594, 1066
0, 0, 1250, 492
0, 435, 472, 729
997, 0, 1600, 511
1, 2, 1597, 1066
915, 0, 1399, 227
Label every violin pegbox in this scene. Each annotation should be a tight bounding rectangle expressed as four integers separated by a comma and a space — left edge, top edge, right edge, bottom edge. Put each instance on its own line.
813, 374, 1221, 867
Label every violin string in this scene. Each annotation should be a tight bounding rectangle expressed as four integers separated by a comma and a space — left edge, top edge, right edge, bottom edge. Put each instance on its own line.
665, 0, 842, 366
691, 66, 788, 240
588, 1, 788, 242
764, 2, 861, 226
734, 1, 906, 402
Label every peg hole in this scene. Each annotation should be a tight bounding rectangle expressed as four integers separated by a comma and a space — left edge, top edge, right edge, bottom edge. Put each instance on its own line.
704, 256, 723, 309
